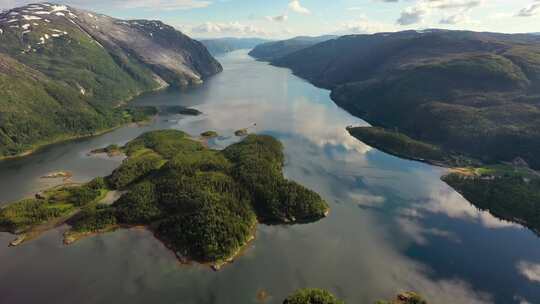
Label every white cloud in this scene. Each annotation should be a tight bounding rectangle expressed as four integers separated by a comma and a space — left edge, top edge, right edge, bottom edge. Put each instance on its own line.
338, 17, 396, 34
428, 0, 483, 10
0, 0, 212, 10
397, 4, 430, 25
514, 295, 533, 304
516, 1, 540, 17
397, 218, 461, 245
440, 12, 478, 25
416, 187, 520, 230
266, 14, 288, 22
190, 21, 269, 37
118, 0, 211, 10
517, 261, 540, 283
395, 0, 484, 26
288, 0, 311, 15
349, 192, 386, 207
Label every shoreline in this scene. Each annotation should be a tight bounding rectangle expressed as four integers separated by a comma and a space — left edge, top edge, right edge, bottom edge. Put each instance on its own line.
153, 221, 258, 271
0, 122, 129, 163
62, 221, 259, 271
0, 82, 173, 163
5, 187, 111, 247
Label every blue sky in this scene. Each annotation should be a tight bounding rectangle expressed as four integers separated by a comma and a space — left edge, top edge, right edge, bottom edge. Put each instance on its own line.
2, 1, 540, 38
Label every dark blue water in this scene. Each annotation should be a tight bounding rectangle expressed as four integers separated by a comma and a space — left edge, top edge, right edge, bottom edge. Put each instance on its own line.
0, 50, 539, 304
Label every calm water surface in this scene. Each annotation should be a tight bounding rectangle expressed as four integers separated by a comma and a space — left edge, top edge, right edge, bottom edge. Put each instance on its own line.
1, 51, 539, 304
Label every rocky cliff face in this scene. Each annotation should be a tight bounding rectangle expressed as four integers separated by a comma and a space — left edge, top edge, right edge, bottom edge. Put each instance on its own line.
0, 2, 222, 158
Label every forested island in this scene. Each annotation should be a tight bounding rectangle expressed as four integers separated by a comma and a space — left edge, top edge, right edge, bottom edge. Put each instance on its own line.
283, 289, 426, 304
0, 130, 329, 269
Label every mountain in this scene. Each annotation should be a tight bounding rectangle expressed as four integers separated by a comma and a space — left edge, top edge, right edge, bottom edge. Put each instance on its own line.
0, 3, 222, 159
200, 37, 271, 55
269, 30, 540, 170
248, 35, 338, 61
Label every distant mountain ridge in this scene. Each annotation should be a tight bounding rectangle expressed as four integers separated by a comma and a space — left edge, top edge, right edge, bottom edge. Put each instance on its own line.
248, 35, 338, 61
200, 37, 271, 55
267, 30, 540, 169
0, 2, 222, 159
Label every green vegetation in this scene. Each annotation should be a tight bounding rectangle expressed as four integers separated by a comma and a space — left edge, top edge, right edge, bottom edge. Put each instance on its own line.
1, 130, 329, 267
282, 289, 426, 304
268, 30, 540, 234
443, 166, 540, 233
375, 292, 427, 304
69, 204, 118, 233
0, 199, 74, 234
223, 135, 329, 222
107, 150, 166, 189
283, 289, 344, 304
347, 127, 477, 167
0, 4, 221, 160
91, 144, 123, 157
201, 131, 219, 138
161, 106, 202, 116
348, 125, 540, 233
270, 30, 540, 170
178, 108, 202, 116
0, 179, 109, 234
0, 26, 160, 159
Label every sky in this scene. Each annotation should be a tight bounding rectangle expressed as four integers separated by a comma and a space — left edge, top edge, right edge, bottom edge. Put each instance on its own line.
1, 0, 539, 38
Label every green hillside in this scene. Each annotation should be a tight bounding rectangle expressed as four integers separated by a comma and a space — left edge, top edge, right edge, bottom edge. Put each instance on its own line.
0, 3, 221, 159
271, 30, 540, 170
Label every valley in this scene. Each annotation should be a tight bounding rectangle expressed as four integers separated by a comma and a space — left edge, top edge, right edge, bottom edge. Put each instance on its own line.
0, 2, 540, 303
252, 30, 540, 238
0, 49, 538, 304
